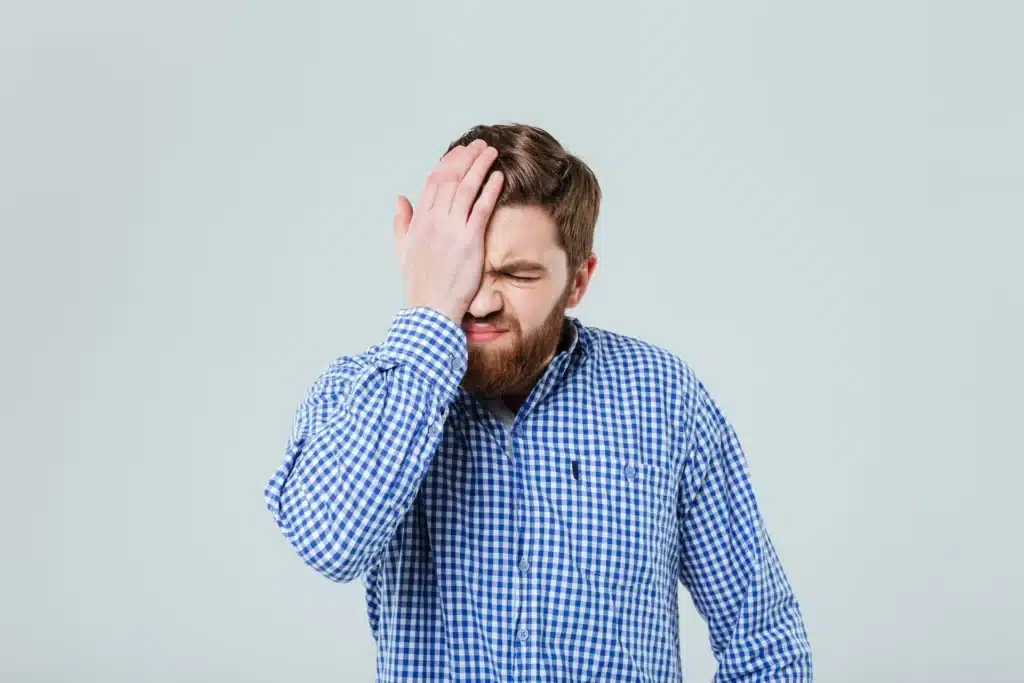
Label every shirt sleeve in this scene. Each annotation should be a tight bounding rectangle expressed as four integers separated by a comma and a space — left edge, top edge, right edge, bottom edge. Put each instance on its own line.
677, 375, 814, 682
263, 306, 468, 583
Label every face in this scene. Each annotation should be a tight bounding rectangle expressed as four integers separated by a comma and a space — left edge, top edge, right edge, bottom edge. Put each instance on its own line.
460, 204, 596, 398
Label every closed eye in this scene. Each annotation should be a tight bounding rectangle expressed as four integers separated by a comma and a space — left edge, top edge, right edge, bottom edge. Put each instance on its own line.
504, 273, 540, 282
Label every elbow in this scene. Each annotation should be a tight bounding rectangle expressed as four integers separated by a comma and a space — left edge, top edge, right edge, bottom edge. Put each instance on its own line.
717, 601, 814, 682
267, 485, 373, 584
292, 526, 370, 584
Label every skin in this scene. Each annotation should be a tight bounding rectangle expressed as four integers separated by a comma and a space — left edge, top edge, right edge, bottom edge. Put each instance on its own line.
393, 140, 597, 411
460, 204, 596, 410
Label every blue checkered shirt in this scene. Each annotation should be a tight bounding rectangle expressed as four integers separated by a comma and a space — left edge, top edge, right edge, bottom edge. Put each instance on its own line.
265, 307, 813, 682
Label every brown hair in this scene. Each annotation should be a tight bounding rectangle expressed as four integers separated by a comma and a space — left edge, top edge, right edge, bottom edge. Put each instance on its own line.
443, 123, 601, 275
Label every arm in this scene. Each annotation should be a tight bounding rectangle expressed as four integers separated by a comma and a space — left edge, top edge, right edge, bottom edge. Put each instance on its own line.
677, 375, 814, 682
263, 306, 467, 583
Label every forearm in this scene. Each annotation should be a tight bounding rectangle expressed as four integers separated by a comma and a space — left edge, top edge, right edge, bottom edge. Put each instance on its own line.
265, 307, 467, 582
678, 374, 814, 682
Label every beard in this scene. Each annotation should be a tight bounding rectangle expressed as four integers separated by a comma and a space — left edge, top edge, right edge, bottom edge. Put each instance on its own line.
460, 283, 573, 398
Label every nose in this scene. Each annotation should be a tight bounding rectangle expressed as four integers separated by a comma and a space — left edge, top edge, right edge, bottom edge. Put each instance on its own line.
465, 279, 502, 321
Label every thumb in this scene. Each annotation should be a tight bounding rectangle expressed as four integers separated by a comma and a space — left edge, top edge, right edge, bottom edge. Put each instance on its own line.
393, 194, 413, 238
393, 194, 414, 267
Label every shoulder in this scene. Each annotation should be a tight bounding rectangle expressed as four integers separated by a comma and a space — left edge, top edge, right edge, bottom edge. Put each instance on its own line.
579, 320, 702, 410
583, 320, 693, 375
578, 322, 721, 476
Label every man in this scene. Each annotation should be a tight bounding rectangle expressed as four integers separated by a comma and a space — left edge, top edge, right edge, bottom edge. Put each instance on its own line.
264, 124, 813, 682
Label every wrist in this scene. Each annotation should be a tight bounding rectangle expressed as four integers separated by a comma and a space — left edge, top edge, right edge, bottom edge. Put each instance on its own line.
407, 300, 463, 326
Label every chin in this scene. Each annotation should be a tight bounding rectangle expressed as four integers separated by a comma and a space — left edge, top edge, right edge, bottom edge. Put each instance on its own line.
471, 331, 513, 345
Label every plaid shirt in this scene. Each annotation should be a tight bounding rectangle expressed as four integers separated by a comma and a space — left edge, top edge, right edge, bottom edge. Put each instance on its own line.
265, 307, 813, 682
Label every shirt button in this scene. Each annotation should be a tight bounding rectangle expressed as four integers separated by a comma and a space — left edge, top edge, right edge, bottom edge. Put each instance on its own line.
519, 559, 530, 572
517, 627, 529, 641
623, 464, 636, 479
449, 354, 463, 374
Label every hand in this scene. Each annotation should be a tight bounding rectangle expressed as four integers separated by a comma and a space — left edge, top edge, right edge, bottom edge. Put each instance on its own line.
393, 139, 504, 324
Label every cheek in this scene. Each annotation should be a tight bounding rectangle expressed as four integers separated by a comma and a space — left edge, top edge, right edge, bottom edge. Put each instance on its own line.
504, 289, 557, 331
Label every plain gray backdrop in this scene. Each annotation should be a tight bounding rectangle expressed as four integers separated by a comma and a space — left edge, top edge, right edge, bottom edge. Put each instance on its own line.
2, 2, 1020, 682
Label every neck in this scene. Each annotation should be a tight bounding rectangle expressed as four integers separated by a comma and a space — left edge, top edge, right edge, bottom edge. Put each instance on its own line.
502, 393, 527, 414
500, 344, 562, 413
496, 319, 573, 414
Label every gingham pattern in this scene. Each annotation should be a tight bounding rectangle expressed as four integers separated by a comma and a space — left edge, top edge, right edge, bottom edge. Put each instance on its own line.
265, 307, 813, 682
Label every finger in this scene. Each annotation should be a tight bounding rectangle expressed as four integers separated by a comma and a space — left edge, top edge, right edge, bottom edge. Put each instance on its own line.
393, 194, 414, 264
416, 144, 465, 210
434, 140, 487, 213
393, 194, 413, 238
419, 170, 457, 212
451, 146, 498, 220
417, 153, 456, 212
466, 170, 504, 233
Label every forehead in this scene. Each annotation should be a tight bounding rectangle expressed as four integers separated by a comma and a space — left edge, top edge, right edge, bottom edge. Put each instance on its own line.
484, 204, 563, 267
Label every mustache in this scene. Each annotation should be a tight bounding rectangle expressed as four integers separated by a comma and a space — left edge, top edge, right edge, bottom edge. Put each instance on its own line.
464, 316, 516, 328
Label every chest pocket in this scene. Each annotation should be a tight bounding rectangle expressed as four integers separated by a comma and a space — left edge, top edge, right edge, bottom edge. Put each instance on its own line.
566, 445, 675, 595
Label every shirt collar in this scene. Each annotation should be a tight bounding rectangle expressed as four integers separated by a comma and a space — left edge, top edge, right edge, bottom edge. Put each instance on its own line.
562, 314, 594, 366
453, 314, 595, 415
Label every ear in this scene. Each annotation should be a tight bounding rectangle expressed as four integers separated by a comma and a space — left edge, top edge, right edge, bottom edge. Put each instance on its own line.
565, 253, 598, 308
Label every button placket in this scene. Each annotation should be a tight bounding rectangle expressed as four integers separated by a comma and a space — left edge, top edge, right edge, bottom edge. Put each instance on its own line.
509, 432, 528, 648
512, 553, 528, 608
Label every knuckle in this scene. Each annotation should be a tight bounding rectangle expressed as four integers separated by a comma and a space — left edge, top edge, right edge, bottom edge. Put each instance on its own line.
442, 146, 464, 163
432, 169, 458, 185
456, 178, 475, 195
